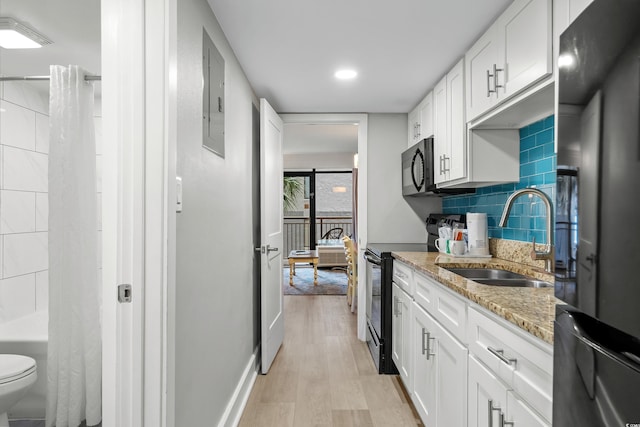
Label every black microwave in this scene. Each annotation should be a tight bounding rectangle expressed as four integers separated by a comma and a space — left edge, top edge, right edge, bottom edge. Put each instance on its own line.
401, 138, 474, 197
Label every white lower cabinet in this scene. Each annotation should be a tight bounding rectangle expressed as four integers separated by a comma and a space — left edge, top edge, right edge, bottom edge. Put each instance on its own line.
392, 261, 553, 427
412, 302, 467, 427
392, 282, 413, 393
468, 356, 550, 427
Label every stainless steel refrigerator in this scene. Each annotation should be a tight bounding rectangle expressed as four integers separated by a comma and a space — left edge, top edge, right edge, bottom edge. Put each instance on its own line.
554, 0, 640, 424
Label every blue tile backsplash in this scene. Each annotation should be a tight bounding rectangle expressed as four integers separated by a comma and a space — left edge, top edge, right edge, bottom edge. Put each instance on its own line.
443, 115, 556, 244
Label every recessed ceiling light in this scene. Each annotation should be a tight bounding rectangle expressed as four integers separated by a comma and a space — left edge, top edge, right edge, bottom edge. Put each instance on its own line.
0, 17, 52, 49
335, 69, 357, 80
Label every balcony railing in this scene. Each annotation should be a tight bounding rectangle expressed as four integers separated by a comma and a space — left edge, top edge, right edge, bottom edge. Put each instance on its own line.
283, 216, 353, 256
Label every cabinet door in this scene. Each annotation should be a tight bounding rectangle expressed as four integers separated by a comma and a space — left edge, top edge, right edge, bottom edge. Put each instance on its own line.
468, 356, 508, 427
506, 391, 550, 427
408, 107, 420, 147
399, 287, 413, 392
433, 315, 468, 427
433, 75, 448, 184
392, 283, 412, 391
392, 283, 402, 369
419, 92, 434, 139
465, 26, 498, 121
446, 59, 466, 182
412, 303, 437, 426
497, 0, 551, 98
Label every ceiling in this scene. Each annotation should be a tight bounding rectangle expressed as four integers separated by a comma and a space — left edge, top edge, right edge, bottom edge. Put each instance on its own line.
207, 0, 512, 113
0, 0, 101, 89
1, 0, 513, 154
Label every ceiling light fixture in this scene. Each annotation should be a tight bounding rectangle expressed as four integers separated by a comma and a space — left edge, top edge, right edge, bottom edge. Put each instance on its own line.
0, 17, 52, 49
334, 69, 357, 80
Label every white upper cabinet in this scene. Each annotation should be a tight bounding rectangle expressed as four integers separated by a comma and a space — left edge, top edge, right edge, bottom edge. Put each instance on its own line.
498, 0, 552, 97
408, 107, 421, 147
408, 92, 434, 147
465, 29, 498, 122
446, 59, 466, 182
420, 93, 434, 140
465, 0, 552, 122
433, 75, 448, 184
555, 0, 594, 35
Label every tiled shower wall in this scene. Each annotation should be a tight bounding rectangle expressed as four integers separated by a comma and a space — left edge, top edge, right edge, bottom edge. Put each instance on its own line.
0, 82, 102, 324
443, 115, 556, 244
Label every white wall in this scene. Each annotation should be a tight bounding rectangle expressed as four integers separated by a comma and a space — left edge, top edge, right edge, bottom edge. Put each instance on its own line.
0, 82, 102, 324
366, 113, 441, 243
174, 0, 258, 425
284, 152, 354, 170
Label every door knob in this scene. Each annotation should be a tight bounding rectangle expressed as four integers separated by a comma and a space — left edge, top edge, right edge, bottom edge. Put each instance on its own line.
266, 245, 279, 253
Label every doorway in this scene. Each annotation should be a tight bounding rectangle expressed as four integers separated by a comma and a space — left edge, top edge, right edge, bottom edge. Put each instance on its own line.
280, 114, 368, 340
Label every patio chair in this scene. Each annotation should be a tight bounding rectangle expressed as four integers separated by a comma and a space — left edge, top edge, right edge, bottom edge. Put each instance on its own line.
321, 227, 343, 240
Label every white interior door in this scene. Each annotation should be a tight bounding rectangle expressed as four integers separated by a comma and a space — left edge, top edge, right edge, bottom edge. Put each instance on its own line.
260, 98, 285, 374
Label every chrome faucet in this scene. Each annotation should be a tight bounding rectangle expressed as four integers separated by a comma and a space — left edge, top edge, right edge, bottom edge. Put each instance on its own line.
499, 188, 555, 273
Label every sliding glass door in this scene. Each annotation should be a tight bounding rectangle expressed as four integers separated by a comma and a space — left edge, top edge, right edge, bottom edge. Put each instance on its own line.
283, 170, 353, 257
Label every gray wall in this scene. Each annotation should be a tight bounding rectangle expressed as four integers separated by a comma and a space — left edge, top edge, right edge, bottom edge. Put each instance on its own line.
284, 152, 355, 170
174, 0, 258, 424
367, 114, 441, 243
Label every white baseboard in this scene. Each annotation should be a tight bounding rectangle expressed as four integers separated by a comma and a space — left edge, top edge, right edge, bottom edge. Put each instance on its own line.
217, 346, 260, 427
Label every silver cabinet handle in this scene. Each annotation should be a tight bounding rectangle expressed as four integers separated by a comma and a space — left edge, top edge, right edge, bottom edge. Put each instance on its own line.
439, 155, 445, 175
425, 332, 436, 360
488, 400, 502, 427
394, 296, 401, 316
493, 63, 504, 92
499, 412, 514, 427
487, 69, 495, 97
442, 155, 450, 173
488, 346, 517, 366
421, 328, 428, 355
417, 123, 421, 139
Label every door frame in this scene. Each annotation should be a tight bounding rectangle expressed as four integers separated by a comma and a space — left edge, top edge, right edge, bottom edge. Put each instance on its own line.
280, 114, 368, 340
102, 0, 171, 425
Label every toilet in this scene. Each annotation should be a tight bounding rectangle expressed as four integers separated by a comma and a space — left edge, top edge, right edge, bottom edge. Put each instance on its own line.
0, 355, 37, 427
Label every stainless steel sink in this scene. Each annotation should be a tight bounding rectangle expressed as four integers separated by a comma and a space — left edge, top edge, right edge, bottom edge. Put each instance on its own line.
446, 268, 553, 288
447, 268, 528, 280
472, 278, 553, 288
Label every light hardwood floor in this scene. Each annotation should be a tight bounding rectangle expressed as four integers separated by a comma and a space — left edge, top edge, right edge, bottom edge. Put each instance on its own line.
239, 295, 424, 427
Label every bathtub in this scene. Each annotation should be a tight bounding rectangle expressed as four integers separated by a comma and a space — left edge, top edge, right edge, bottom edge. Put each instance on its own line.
0, 310, 47, 419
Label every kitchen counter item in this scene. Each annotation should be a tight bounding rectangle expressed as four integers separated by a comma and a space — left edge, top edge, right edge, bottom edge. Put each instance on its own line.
425, 213, 466, 252
391, 251, 559, 344
466, 212, 489, 256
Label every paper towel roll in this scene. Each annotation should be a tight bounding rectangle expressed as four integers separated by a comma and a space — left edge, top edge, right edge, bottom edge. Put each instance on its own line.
467, 213, 489, 256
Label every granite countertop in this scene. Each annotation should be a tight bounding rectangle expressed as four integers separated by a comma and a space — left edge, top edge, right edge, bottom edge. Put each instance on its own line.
392, 251, 561, 345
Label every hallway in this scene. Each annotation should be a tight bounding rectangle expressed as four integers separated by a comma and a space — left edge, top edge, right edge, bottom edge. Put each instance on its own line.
239, 296, 423, 426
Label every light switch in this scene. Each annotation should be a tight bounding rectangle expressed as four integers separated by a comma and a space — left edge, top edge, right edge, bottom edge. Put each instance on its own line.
176, 176, 183, 213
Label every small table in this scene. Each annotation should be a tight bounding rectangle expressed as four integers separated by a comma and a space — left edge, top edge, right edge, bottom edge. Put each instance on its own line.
288, 250, 319, 286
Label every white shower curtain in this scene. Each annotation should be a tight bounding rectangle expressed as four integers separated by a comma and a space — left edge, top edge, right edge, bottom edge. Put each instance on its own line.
47, 65, 102, 427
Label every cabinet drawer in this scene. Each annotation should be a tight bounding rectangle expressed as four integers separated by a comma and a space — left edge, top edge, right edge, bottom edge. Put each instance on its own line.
432, 281, 468, 344
468, 307, 553, 422
393, 261, 414, 296
413, 272, 467, 344
414, 271, 436, 314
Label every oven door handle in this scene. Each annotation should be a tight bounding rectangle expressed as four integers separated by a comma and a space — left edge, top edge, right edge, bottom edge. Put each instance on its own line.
364, 253, 382, 266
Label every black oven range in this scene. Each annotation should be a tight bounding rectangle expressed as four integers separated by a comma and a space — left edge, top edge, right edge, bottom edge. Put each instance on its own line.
364, 242, 428, 374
